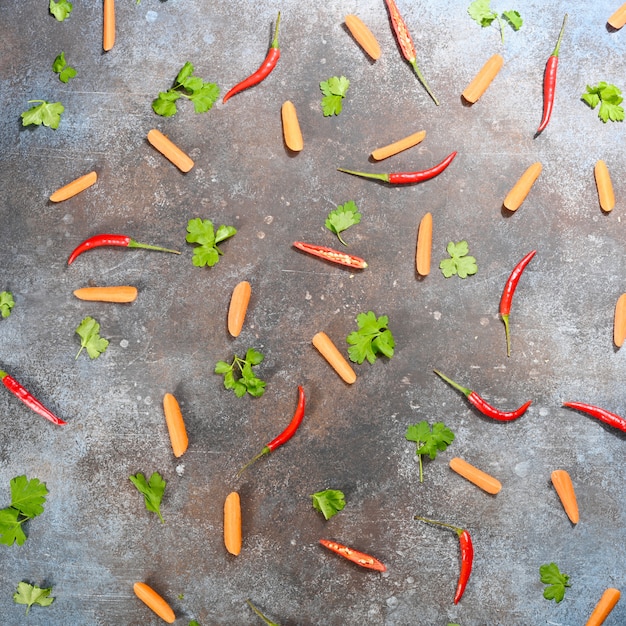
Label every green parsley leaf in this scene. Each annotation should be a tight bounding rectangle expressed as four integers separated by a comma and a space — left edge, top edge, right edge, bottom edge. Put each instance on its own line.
215, 349, 266, 398
75, 316, 109, 360
582, 82, 625, 123
540, 562, 571, 603
185, 218, 236, 267
320, 76, 350, 116
311, 489, 346, 520
13, 582, 55, 615
502, 10, 522, 30
0, 291, 15, 318
52, 52, 77, 83
468, 0, 521, 42
129, 472, 167, 523
189, 621, 201, 626
325, 201, 361, 246
49, 0, 72, 21
0, 475, 49, 546
0, 507, 26, 546
20, 100, 64, 129
406, 421, 455, 482
439, 240, 478, 279
346, 311, 395, 364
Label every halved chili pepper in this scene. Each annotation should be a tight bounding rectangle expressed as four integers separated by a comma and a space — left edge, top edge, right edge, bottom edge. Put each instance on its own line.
222, 12, 281, 104
500, 250, 536, 357
319, 539, 386, 572
536, 14, 568, 135
238, 385, 305, 475
434, 369, 531, 421
563, 401, 626, 433
414, 516, 473, 604
67, 234, 180, 265
293, 241, 368, 269
0, 369, 66, 426
337, 151, 457, 185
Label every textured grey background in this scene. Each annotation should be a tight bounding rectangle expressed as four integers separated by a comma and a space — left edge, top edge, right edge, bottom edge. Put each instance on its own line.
0, 1, 625, 624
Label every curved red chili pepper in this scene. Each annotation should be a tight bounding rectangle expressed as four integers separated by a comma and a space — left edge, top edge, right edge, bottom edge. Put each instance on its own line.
337, 151, 457, 185
500, 250, 536, 357
0, 370, 66, 426
238, 386, 305, 474
67, 234, 180, 264
536, 14, 568, 134
563, 401, 626, 433
434, 370, 531, 421
319, 539, 386, 572
293, 241, 368, 269
222, 12, 281, 103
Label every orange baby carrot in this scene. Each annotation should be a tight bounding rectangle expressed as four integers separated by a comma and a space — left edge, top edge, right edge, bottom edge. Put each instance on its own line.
281, 100, 303, 152
503, 162, 542, 212
614, 293, 626, 347
312, 331, 357, 384
224, 491, 242, 556
595, 160, 615, 212
608, 3, 626, 29
462, 53, 504, 104
147, 129, 194, 173
416, 212, 432, 276
449, 457, 502, 494
371, 130, 426, 161
49, 170, 97, 202
345, 14, 381, 61
133, 582, 175, 623
586, 588, 621, 626
551, 469, 579, 524
228, 280, 251, 337
73, 286, 138, 303
162, 393, 188, 458
103, 0, 115, 51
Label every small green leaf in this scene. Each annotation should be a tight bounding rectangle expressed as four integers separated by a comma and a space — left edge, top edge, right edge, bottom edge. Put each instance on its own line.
540, 562, 570, 603
0, 291, 15, 318
154, 63, 219, 117
49, 0, 72, 21
582, 82, 624, 123
216, 349, 266, 398
325, 201, 361, 245
75, 316, 109, 359
320, 76, 350, 117
129, 472, 166, 523
311, 489, 346, 520
346, 311, 395, 364
440, 240, 478, 279
186, 218, 236, 268
13, 582, 55, 615
21, 101, 64, 129
502, 10, 522, 30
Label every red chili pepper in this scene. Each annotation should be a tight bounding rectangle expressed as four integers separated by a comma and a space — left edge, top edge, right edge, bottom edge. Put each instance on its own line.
238, 386, 305, 474
414, 516, 473, 604
563, 401, 626, 433
536, 14, 568, 134
293, 241, 368, 269
338, 151, 457, 185
319, 539, 386, 572
434, 369, 531, 421
500, 250, 536, 357
222, 12, 281, 104
384, 0, 439, 105
67, 234, 180, 265
0, 370, 66, 426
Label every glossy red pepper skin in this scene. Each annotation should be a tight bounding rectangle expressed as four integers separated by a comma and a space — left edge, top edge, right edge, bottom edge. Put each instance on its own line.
67, 234, 180, 264
293, 242, 368, 269
222, 12, 281, 103
319, 539, 386, 572
0, 370, 66, 426
563, 401, 626, 433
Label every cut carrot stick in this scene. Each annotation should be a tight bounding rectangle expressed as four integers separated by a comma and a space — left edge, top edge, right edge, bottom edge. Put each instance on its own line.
103, 0, 115, 51
224, 491, 242, 556
73, 286, 138, 303
503, 162, 542, 212
312, 331, 356, 384
227, 280, 251, 337
586, 588, 621, 626
449, 457, 502, 494
371, 130, 426, 161
595, 160, 615, 212
462, 53, 504, 104
133, 582, 175, 623
614, 293, 626, 347
551, 469, 579, 524
147, 129, 194, 173
345, 14, 381, 61
281, 100, 303, 152
416, 212, 432, 276
608, 3, 626, 29
49, 170, 97, 202
162, 393, 188, 458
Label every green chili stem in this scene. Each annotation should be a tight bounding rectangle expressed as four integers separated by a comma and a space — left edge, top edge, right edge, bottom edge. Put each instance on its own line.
409, 60, 439, 106
433, 369, 472, 398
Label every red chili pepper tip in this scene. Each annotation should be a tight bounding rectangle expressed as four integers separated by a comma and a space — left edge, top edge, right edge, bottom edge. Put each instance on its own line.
563, 401, 626, 433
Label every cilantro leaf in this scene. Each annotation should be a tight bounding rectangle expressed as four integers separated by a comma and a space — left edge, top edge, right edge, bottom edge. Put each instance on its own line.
215, 349, 266, 398
439, 240, 478, 278
406, 421, 455, 482
582, 82, 624, 123
13, 582, 55, 615
540, 562, 571, 603
21, 100, 64, 130
502, 10, 522, 30
153, 63, 219, 117
325, 201, 361, 245
0, 507, 27, 546
75, 316, 109, 360
52, 52, 77, 83
129, 472, 167, 523
49, 0, 72, 21
311, 489, 346, 520
10, 476, 48, 519
468, 0, 521, 42
186, 218, 236, 267
0, 291, 15, 318
320, 76, 350, 116
346, 311, 395, 364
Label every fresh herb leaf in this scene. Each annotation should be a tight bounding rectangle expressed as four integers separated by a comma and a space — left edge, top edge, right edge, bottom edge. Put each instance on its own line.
325, 201, 361, 246
346, 311, 395, 364
468, 0, 522, 42
75, 316, 109, 360
52, 51, 77, 83
320, 76, 350, 116
129, 472, 167, 523
0, 507, 26, 546
185, 218, 237, 268
502, 10, 522, 30
540, 562, 570, 603
20, 100, 64, 129
49, 0, 72, 21
439, 240, 478, 279
215, 348, 266, 398
13, 582, 55, 614
0, 291, 14, 318
311, 489, 346, 520
406, 421, 455, 482
189, 621, 201, 626
0, 475, 49, 546
582, 82, 624, 123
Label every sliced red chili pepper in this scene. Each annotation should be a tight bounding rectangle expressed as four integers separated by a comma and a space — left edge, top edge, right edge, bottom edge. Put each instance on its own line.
337, 151, 457, 185
222, 12, 281, 103
500, 250, 536, 357
0, 370, 66, 426
67, 234, 180, 265
563, 401, 626, 433
319, 539, 386, 572
293, 241, 368, 269
434, 369, 531, 421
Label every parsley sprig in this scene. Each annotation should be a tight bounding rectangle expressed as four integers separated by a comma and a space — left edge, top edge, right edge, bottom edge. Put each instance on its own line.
52, 51, 76, 83
405, 421, 455, 482
346, 311, 395, 364
129, 472, 167, 523
75, 316, 109, 360
0, 291, 15, 318
582, 82, 624, 123
311, 489, 346, 520
439, 240, 478, 278
49, 0, 72, 21
13, 582, 55, 615
468, 0, 522, 43
215, 348, 266, 398
540, 562, 571, 603
186, 218, 237, 267
0, 475, 49, 546
320, 76, 350, 116
21, 100, 64, 130
325, 201, 361, 245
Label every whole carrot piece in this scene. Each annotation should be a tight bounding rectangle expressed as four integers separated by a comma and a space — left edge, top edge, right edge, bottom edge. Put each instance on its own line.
586, 588, 621, 626
614, 293, 626, 347
50, 170, 97, 202
103, 0, 115, 51
224, 491, 242, 555
133, 582, 175, 623
163, 393, 188, 458
608, 3, 626, 29
551, 469, 579, 524
415, 212, 432, 276
345, 14, 381, 60
594, 160, 615, 212
462, 54, 504, 104
503, 163, 542, 212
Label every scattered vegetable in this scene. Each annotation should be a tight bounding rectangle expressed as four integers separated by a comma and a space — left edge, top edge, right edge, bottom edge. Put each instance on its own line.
345, 14, 381, 60
227, 280, 252, 337
614, 293, 626, 347
608, 3, 626, 29
416, 212, 433, 276
562, 401, 626, 433
311, 331, 357, 384
75, 316, 109, 360
540, 562, 570, 603
439, 240, 478, 279
247, 599, 280, 626
163, 393, 189, 458
21, 100, 64, 129
224, 491, 242, 556
281, 100, 303, 152
406, 421, 455, 483
319, 539, 386, 572
449, 457, 502, 494
52, 51, 76, 83
370, 130, 426, 161
582, 82, 625, 123
50, 170, 97, 202
73, 286, 137, 303
320, 76, 350, 116
0, 475, 49, 546
461, 53, 503, 103
311, 489, 345, 520
13, 582, 55, 614
594, 160, 615, 212
346, 311, 395, 364
325, 200, 361, 246
0, 291, 14, 318
49, 0, 72, 21
133, 582, 175, 623
468, 0, 522, 43
551, 469, 579, 524
586, 588, 621, 626
293, 241, 367, 269
103, 0, 115, 51
502, 162, 542, 211
129, 471, 167, 523
215, 348, 266, 398
186, 218, 237, 267
147, 128, 195, 172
